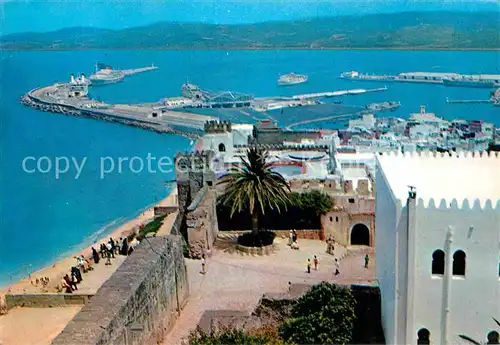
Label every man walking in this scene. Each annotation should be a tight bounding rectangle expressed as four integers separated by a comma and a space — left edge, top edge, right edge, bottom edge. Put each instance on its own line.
313, 255, 319, 270
307, 258, 311, 273
364, 254, 369, 268
334, 258, 340, 276
201, 254, 206, 274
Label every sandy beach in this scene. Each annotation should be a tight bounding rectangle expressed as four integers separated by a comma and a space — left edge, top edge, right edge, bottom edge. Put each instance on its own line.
0, 187, 178, 302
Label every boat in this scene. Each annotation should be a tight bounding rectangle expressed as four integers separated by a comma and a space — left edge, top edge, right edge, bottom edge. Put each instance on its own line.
278, 73, 308, 86
89, 63, 125, 85
443, 77, 499, 88
366, 101, 401, 112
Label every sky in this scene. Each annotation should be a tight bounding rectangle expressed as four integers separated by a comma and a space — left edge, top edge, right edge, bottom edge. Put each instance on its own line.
1, 0, 499, 35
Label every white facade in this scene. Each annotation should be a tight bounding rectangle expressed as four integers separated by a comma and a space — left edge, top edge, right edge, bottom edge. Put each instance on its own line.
201, 131, 234, 159
376, 151, 500, 345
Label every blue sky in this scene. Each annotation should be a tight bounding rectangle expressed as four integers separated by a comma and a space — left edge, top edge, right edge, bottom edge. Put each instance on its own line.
1, 0, 499, 34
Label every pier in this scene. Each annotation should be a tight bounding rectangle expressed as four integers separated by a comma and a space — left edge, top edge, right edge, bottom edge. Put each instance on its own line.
121, 65, 158, 76
21, 84, 216, 139
291, 86, 387, 100
446, 98, 492, 104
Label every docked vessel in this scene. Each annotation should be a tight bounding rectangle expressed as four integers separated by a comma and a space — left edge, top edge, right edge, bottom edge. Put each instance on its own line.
443, 76, 499, 88
89, 63, 125, 85
366, 101, 401, 112
278, 73, 308, 86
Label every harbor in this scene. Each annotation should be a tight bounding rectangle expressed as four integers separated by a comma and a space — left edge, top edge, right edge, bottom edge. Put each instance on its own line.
340, 70, 500, 88
21, 70, 391, 137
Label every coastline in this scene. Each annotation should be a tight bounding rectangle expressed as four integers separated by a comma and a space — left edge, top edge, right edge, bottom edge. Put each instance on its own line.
0, 187, 178, 300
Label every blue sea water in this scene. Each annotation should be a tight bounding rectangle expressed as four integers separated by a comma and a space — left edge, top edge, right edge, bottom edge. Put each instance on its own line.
1, 50, 499, 286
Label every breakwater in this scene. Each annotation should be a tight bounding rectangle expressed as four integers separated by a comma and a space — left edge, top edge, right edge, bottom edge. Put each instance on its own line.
21, 88, 203, 140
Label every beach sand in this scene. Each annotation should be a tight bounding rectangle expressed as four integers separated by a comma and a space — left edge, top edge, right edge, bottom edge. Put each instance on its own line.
0, 187, 178, 301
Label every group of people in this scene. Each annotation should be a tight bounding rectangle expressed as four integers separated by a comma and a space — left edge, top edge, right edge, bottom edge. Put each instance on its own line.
60, 236, 140, 293
305, 255, 341, 275
30, 276, 50, 288
288, 230, 299, 250
326, 237, 336, 254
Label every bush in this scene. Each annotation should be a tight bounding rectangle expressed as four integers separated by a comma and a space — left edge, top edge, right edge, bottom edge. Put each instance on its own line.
187, 326, 291, 345
238, 231, 276, 247
136, 214, 167, 241
217, 191, 332, 230
279, 282, 356, 345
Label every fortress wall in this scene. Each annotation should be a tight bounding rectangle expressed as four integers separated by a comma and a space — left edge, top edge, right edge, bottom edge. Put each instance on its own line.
51, 235, 189, 345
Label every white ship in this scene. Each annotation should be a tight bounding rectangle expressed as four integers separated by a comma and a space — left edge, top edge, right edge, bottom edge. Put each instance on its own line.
278, 73, 308, 86
89, 63, 125, 85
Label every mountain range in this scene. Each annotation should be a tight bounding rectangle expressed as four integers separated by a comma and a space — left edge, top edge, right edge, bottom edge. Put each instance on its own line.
2, 11, 499, 50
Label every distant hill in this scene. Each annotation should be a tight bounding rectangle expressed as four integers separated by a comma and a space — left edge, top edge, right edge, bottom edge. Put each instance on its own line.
2, 11, 499, 50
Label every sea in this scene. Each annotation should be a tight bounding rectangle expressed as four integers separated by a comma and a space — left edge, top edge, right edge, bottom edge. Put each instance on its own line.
1, 49, 499, 286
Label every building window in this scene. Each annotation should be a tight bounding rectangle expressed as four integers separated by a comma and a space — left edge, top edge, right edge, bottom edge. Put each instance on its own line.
487, 331, 499, 344
330, 216, 333, 222
336, 216, 339, 222
218, 143, 226, 152
348, 198, 355, 203
452, 250, 466, 276
417, 328, 430, 344
432, 250, 445, 275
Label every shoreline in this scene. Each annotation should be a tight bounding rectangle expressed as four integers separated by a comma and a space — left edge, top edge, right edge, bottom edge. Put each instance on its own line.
0, 187, 178, 299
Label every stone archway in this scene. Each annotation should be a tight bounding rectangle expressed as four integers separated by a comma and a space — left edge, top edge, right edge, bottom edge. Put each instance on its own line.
350, 223, 370, 246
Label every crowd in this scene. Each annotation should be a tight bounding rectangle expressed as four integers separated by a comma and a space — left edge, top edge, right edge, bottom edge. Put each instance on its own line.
60, 236, 140, 293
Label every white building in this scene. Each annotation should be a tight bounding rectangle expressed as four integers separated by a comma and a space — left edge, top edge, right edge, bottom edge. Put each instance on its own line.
376, 151, 500, 345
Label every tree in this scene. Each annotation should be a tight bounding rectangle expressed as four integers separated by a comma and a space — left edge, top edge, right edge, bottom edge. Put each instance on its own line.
280, 282, 356, 345
218, 147, 290, 233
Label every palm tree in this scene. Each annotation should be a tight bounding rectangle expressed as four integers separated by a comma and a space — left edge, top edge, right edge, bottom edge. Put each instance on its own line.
218, 147, 290, 233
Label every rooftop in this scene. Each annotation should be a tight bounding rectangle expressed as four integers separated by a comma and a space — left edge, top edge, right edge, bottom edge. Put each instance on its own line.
377, 152, 500, 207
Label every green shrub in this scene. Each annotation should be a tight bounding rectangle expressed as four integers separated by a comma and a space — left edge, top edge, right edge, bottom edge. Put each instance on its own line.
187, 326, 291, 345
136, 214, 167, 241
279, 282, 356, 345
238, 230, 276, 247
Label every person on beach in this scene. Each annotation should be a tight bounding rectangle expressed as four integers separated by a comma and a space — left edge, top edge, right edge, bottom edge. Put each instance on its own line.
314, 255, 319, 270
307, 259, 311, 273
92, 247, 100, 264
364, 254, 369, 268
109, 238, 115, 258
105, 247, 112, 265
121, 238, 128, 256
62, 275, 73, 293
334, 258, 340, 276
201, 254, 206, 274
115, 238, 122, 254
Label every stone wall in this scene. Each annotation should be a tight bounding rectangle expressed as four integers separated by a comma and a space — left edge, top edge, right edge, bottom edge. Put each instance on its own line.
5, 293, 92, 309
51, 235, 189, 345
185, 186, 219, 258
153, 205, 178, 217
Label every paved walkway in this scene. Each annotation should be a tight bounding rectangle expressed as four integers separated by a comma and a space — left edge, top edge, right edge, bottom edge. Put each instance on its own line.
163, 236, 376, 345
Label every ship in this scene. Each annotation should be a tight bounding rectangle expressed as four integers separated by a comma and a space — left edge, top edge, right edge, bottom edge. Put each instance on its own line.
366, 101, 401, 112
89, 63, 125, 85
278, 73, 308, 86
443, 76, 500, 88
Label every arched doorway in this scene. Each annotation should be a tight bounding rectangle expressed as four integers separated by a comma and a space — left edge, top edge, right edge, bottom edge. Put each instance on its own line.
351, 224, 370, 246
417, 328, 430, 344
218, 143, 226, 152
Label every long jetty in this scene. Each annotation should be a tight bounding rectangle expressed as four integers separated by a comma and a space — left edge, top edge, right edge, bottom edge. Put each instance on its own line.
291, 86, 387, 100
21, 85, 215, 139
121, 65, 158, 76
285, 111, 363, 130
